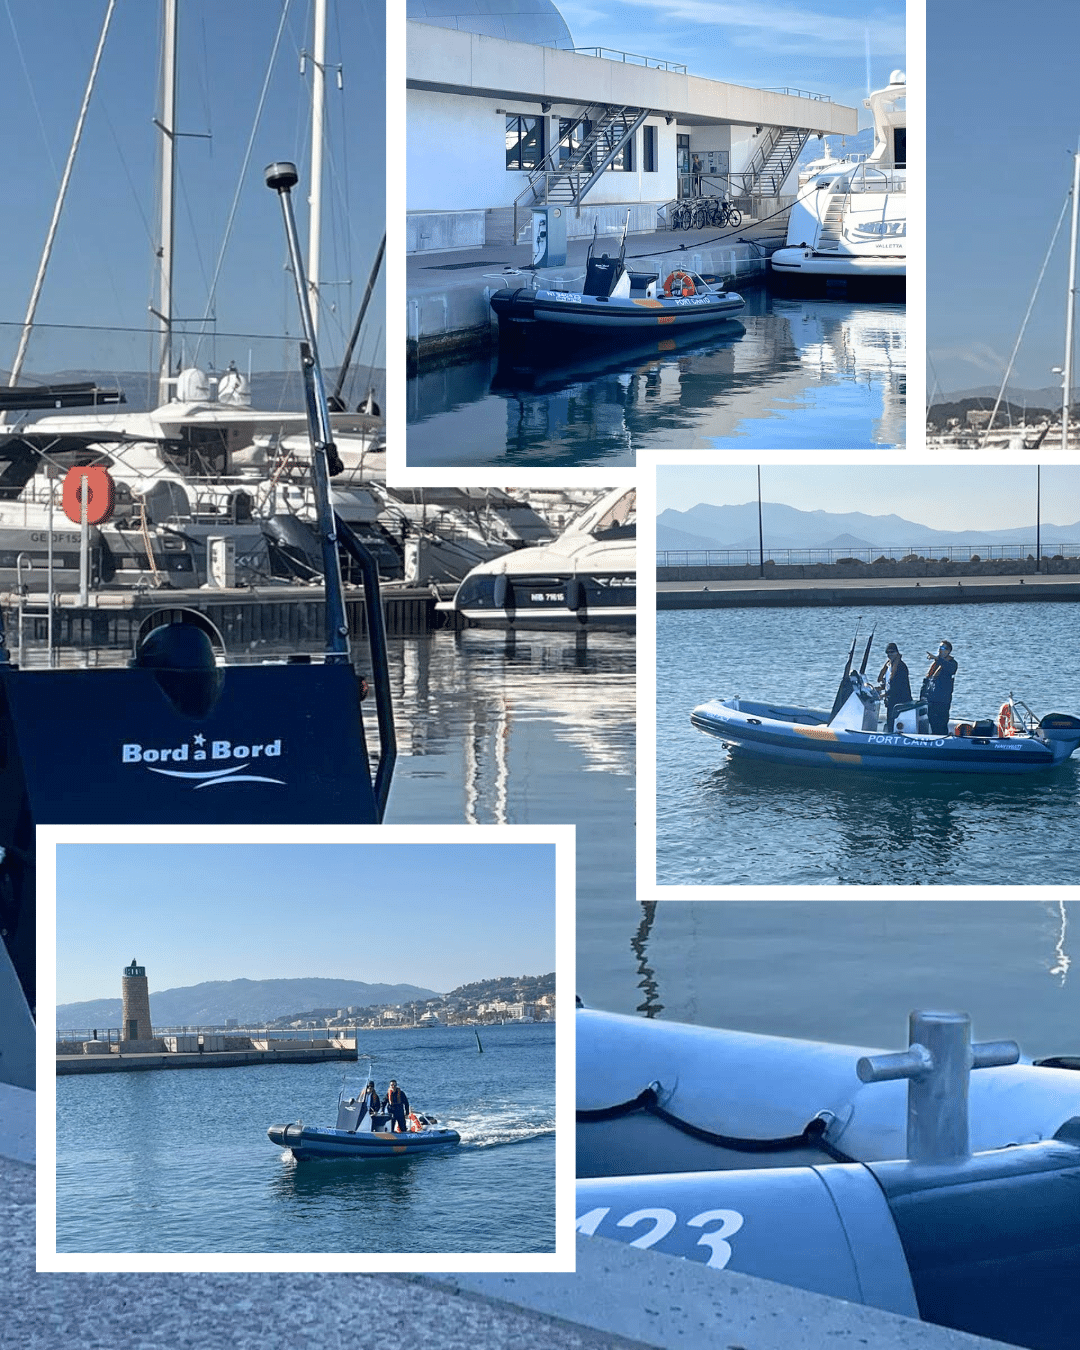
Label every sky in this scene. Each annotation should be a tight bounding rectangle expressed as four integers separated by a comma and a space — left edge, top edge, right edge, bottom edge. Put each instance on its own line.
0, 0, 385, 382
55, 842, 555, 1004
656, 465, 1080, 532
559, 0, 905, 129
928, 0, 1080, 394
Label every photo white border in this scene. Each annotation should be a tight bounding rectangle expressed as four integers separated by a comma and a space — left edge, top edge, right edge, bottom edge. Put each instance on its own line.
638, 448, 1080, 900
38, 822, 575, 1274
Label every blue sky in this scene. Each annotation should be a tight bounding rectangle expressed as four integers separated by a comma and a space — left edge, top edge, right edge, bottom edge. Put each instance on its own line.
55, 842, 555, 1003
657, 465, 1080, 532
559, 0, 905, 127
0, 0, 384, 380
929, 0, 1080, 393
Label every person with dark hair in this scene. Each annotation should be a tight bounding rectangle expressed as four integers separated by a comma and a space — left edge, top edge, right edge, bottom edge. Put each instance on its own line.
922, 640, 958, 735
356, 1080, 381, 1129
877, 642, 912, 732
385, 1079, 410, 1134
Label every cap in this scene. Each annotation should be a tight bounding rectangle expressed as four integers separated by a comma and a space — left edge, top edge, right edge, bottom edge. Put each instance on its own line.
938, 640, 952, 651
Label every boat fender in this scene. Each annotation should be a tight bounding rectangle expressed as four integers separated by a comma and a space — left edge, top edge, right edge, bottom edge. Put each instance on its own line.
997, 703, 1017, 738
62, 464, 115, 525
566, 578, 586, 611
663, 271, 696, 297
493, 574, 514, 610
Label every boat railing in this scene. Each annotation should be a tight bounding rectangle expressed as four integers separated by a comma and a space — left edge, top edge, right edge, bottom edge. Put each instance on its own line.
839, 163, 906, 193
658, 542, 1080, 567
57, 1025, 361, 1046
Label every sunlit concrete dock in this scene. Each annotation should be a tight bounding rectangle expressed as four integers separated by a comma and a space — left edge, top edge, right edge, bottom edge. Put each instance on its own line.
658, 572, 1080, 609
56, 1039, 358, 1075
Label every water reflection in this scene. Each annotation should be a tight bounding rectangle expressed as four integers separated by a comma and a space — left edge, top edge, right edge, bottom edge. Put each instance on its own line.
407, 292, 906, 464
1050, 900, 1071, 985
630, 901, 663, 1019
578, 902, 1080, 1060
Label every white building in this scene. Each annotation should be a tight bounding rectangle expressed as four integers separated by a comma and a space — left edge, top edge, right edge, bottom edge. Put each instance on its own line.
407, 1, 857, 251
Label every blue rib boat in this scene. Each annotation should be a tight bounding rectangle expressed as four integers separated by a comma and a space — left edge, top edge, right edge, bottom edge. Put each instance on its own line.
490, 219, 744, 339
268, 1083, 460, 1161
691, 637, 1080, 774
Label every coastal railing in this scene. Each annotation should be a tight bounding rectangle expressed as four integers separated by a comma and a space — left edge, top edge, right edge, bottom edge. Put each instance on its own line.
571, 46, 686, 74
760, 87, 833, 101
658, 543, 1080, 568
56, 1025, 360, 1044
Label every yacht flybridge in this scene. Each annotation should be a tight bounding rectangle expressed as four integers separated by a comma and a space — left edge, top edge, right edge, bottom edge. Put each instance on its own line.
770, 71, 906, 293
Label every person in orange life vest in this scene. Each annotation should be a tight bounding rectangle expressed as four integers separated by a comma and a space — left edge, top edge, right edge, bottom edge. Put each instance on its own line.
385, 1079, 410, 1133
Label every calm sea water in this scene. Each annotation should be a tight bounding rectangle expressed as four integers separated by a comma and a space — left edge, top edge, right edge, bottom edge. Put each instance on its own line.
383, 629, 635, 911
406, 293, 905, 466
656, 601, 1080, 886
576, 901, 1079, 1060
56, 1023, 554, 1254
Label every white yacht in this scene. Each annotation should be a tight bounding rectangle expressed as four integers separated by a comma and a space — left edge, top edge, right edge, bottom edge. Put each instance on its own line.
770, 71, 906, 290
442, 486, 635, 628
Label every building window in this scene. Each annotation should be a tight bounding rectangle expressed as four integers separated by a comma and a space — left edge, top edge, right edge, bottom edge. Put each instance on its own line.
506, 116, 543, 171
611, 131, 633, 172
559, 117, 593, 172
643, 125, 657, 173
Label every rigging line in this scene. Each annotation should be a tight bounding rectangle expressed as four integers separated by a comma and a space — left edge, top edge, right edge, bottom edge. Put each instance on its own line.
192, 0, 293, 363
982, 188, 1071, 447
6, 0, 118, 394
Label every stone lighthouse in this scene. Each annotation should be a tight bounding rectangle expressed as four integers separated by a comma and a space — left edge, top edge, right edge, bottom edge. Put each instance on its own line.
121, 958, 154, 1043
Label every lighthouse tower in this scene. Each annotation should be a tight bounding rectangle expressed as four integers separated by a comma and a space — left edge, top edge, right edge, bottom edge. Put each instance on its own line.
121, 958, 154, 1043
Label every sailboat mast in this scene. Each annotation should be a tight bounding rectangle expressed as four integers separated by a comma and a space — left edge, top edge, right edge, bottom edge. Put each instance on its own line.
307, 0, 327, 340
1063, 149, 1080, 451
155, 0, 178, 406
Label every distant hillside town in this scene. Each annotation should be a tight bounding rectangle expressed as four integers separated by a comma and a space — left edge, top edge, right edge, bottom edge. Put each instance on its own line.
266, 972, 556, 1032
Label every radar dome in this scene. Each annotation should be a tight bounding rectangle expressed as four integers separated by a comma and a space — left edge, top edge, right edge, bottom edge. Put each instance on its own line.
407, 0, 574, 49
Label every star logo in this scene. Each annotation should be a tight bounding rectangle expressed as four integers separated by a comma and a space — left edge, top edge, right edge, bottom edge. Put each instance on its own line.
193, 733, 205, 746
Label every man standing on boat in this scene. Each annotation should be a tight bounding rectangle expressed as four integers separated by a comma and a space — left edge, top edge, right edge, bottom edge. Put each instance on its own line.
877, 643, 911, 732
385, 1079, 410, 1134
923, 641, 958, 735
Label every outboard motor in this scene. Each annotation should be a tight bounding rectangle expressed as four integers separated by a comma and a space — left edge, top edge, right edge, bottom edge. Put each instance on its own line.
1038, 711, 1080, 763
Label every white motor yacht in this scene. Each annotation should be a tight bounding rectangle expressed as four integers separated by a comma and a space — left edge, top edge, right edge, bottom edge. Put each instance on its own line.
771, 71, 906, 291
442, 486, 635, 628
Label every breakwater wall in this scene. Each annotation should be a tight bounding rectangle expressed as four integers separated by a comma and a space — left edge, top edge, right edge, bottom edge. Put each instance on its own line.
57, 1041, 358, 1075
658, 556, 1080, 583
658, 575, 1080, 610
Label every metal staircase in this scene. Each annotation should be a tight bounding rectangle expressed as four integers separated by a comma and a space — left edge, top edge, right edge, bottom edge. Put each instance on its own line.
512, 104, 651, 237
744, 126, 811, 196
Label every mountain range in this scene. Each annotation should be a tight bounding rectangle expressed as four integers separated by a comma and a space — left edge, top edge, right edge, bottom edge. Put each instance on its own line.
657, 502, 1080, 554
56, 976, 440, 1029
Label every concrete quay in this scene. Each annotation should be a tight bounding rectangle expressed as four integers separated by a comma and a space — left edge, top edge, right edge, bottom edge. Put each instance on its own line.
407, 220, 782, 369
56, 1042, 357, 1075
658, 573, 1080, 609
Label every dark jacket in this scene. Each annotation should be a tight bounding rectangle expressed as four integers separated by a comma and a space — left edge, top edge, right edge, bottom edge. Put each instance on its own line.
880, 659, 912, 709
924, 656, 957, 704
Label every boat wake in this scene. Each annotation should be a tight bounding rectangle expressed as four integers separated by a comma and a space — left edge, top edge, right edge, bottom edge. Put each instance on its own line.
454, 1110, 555, 1150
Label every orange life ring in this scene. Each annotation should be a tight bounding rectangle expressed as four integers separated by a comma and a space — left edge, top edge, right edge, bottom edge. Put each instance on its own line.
407, 1112, 423, 1133
62, 465, 115, 525
663, 270, 696, 297
997, 702, 1017, 738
